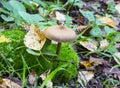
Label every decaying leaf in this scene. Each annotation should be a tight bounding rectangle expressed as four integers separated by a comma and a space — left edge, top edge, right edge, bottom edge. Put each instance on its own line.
0, 35, 11, 43
80, 61, 94, 69
28, 71, 36, 86
22, 23, 30, 31
24, 24, 46, 51
55, 11, 65, 25
100, 39, 109, 50
76, 25, 87, 34
90, 56, 106, 66
78, 71, 94, 86
80, 40, 97, 51
115, 3, 120, 14
0, 78, 21, 88
98, 17, 115, 28
40, 70, 53, 88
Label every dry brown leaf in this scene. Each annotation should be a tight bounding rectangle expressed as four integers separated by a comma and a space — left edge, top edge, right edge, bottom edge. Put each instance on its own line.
24, 24, 46, 51
98, 17, 115, 28
0, 78, 21, 88
115, 3, 120, 14
28, 71, 36, 85
78, 71, 94, 86
100, 39, 109, 50
76, 25, 87, 34
80, 40, 97, 51
90, 56, 106, 66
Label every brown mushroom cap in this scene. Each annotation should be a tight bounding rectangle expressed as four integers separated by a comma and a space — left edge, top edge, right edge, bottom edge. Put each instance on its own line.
44, 25, 76, 42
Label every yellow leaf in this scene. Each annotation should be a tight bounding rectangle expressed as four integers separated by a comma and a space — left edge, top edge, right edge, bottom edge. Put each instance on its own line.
98, 17, 115, 28
24, 24, 46, 51
80, 61, 93, 69
0, 35, 11, 43
80, 40, 97, 51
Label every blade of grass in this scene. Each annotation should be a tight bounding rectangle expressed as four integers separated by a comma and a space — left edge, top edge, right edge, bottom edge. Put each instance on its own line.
40, 64, 68, 88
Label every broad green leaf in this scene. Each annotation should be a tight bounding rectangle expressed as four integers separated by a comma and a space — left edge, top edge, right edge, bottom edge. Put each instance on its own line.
19, 11, 44, 24
41, 64, 68, 88
9, 0, 26, 12
26, 49, 41, 56
1, 0, 13, 11
104, 26, 116, 36
79, 10, 95, 22
1, 14, 14, 22
90, 25, 102, 37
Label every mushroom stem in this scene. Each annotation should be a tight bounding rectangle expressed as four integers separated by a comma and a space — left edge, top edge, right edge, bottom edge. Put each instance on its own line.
56, 42, 61, 55
54, 42, 61, 59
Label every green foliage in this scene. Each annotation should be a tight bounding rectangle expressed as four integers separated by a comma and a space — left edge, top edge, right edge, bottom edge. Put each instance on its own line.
41, 64, 68, 88
79, 10, 95, 22
90, 25, 102, 37
107, 2, 115, 13
0, 29, 79, 85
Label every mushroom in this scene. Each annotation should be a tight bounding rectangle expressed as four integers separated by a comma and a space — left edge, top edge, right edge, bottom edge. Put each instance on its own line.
44, 25, 76, 58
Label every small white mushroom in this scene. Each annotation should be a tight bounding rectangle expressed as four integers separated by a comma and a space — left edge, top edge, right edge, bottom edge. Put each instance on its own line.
44, 25, 76, 57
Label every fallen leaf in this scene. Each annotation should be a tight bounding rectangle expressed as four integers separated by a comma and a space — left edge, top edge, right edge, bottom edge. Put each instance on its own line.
100, 39, 109, 50
0, 78, 21, 88
98, 17, 115, 28
24, 24, 46, 51
115, 3, 120, 14
22, 23, 30, 31
76, 25, 87, 34
90, 56, 106, 66
80, 40, 97, 51
40, 70, 53, 88
0, 35, 11, 43
55, 11, 65, 25
28, 71, 36, 86
80, 61, 94, 69
78, 71, 94, 86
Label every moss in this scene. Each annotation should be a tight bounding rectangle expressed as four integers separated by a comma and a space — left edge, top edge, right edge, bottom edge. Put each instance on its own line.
47, 43, 79, 82
0, 29, 79, 83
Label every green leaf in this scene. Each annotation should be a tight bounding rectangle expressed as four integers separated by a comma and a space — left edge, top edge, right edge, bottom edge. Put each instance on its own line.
26, 49, 41, 56
19, 11, 44, 24
90, 25, 102, 37
1, 14, 14, 22
9, 0, 26, 12
0, 8, 10, 14
79, 10, 95, 22
41, 64, 68, 88
105, 44, 116, 54
1, 0, 13, 11
104, 26, 116, 36
42, 50, 57, 56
